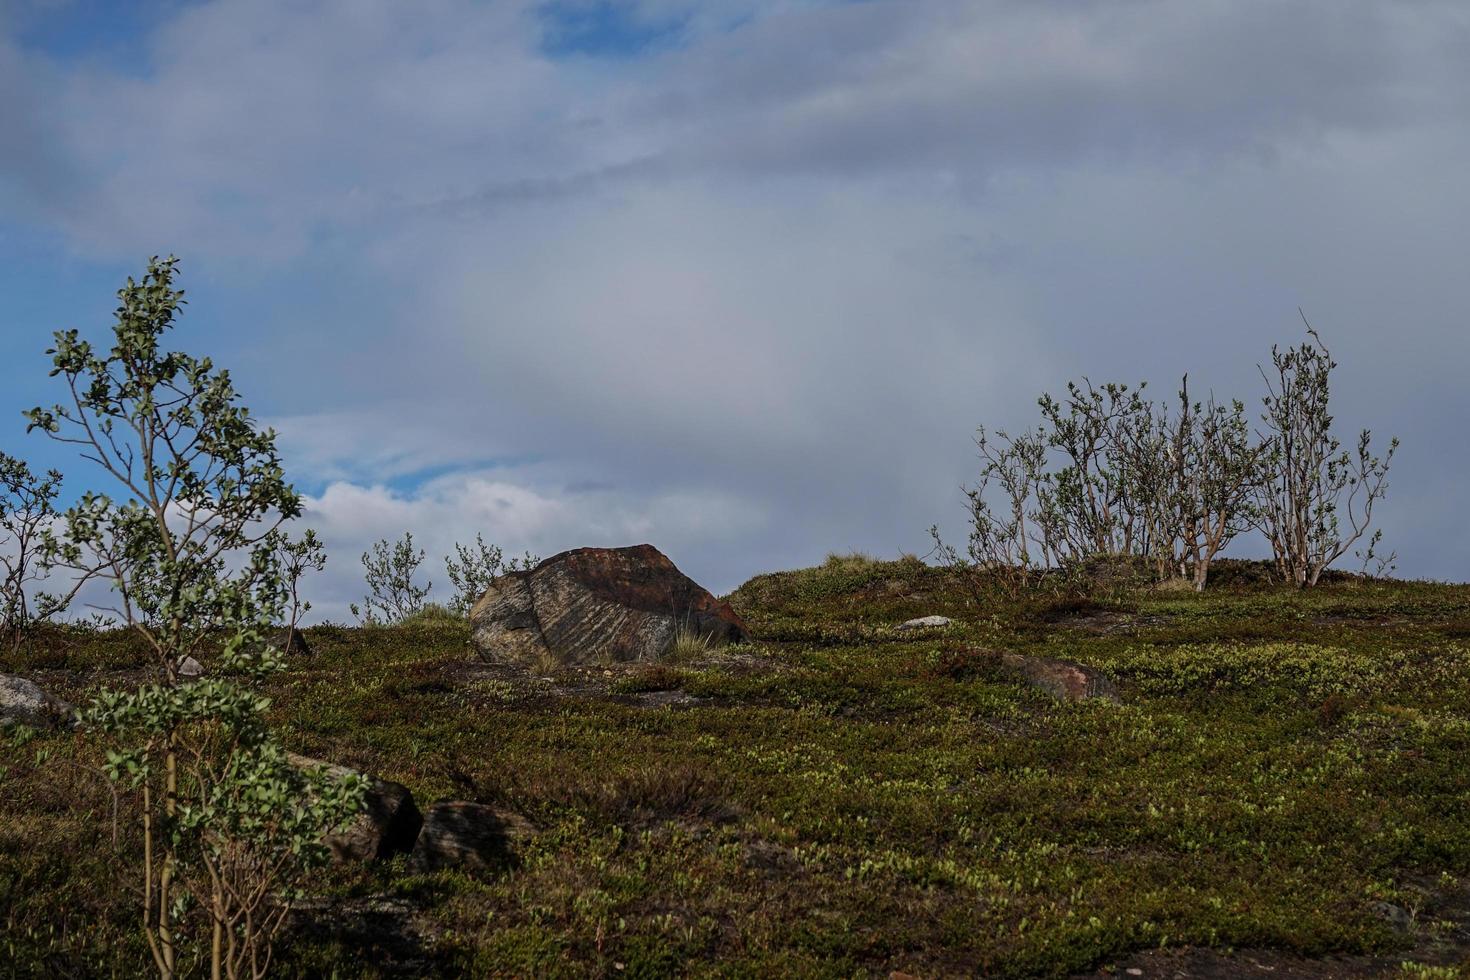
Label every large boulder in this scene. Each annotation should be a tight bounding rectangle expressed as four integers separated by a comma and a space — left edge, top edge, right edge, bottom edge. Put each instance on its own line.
408, 802, 536, 873
287, 753, 424, 862
0, 674, 75, 728
470, 544, 749, 668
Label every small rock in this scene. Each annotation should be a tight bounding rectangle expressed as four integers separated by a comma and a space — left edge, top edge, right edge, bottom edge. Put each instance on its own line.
177, 656, 204, 677
275, 627, 311, 657
635, 689, 707, 709
897, 615, 952, 630
287, 753, 424, 862
999, 652, 1117, 702
408, 801, 536, 873
1371, 900, 1412, 929
973, 651, 1119, 703
0, 674, 75, 728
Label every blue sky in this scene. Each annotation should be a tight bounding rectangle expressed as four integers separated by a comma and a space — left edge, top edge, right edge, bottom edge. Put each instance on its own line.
2, 0, 1468, 618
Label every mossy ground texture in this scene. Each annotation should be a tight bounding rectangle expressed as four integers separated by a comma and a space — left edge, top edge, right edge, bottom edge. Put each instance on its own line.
4, 557, 1470, 977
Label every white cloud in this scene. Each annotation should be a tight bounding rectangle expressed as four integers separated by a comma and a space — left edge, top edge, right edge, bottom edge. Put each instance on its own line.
295, 469, 769, 619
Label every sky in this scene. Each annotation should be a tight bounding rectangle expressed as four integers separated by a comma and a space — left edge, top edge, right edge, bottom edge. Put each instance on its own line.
1, 0, 1468, 620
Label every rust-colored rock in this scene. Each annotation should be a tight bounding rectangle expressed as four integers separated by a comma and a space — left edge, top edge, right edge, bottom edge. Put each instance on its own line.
470, 544, 749, 668
951, 649, 1118, 703
995, 651, 1118, 703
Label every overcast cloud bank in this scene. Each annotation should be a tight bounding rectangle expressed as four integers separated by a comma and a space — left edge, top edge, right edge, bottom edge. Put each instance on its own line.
2, 0, 1467, 616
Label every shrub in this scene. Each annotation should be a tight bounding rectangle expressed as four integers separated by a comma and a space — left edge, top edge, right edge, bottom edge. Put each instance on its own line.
25, 256, 364, 979
1254, 321, 1397, 588
351, 531, 431, 624
0, 453, 72, 649
444, 534, 539, 616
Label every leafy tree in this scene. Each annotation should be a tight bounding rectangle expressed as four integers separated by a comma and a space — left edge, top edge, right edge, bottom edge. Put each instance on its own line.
1253, 322, 1396, 588
25, 256, 365, 979
444, 533, 539, 616
0, 453, 72, 646
351, 531, 430, 624
273, 528, 325, 641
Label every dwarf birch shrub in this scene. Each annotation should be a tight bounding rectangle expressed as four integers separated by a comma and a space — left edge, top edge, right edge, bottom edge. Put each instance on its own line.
0, 453, 72, 648
943, 323, 1395, 593
25, 256, 365, 980
1254, 323, 1397, 588
444, 533, 539, 615
351, 531, 430, 624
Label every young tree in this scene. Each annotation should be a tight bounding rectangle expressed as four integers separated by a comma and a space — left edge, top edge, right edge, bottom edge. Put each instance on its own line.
26, 256, 364, 979
273, 528, 325, 642
351, 531, 430, 624
0, 453, 69, 646
444, 533, 539, 616
1162, 377, 1264, 590
1253, 322, 1397, 588
931, 427, 1049, 599
1038, 380, 1153, 560
946, 373, 1268, 594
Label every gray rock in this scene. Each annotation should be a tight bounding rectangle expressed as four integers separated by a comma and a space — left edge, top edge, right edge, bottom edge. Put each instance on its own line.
897, 615, 952, 630
1371, 900, 1413, 929
177, 656, 204, 677
287, 753, 424, 862
471, 545, 749, 669
408, 801, 536, 873
0, 673, 75, 728
274, 627, 311, 657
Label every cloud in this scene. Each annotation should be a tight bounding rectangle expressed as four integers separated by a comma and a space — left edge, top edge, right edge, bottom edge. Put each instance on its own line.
295, 468, 768, 617
3, 0, 1469, 617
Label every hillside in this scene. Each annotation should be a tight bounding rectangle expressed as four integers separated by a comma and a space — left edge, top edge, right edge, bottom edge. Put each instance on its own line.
5, 557, 1470, 977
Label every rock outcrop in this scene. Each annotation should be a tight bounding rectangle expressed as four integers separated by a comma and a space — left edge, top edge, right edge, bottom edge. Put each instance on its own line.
470, 545, 749, 669
994, 652, 1118, 703
0, 674, 75, 728
408, 802, 536, 873
287, 753, 424, 862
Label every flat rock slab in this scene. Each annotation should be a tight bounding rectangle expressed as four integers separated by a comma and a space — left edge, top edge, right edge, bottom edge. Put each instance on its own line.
0, 673, 75, 728
997, 652, 1118, 703
471, 544, 749, 668
897, 615, 953, 630
408, 802, 536, 873
288, 753, 424, 862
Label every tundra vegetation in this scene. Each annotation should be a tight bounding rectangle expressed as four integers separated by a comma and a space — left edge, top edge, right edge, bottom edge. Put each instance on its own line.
933, 321, 1395, 598
5, 263, 1465, 979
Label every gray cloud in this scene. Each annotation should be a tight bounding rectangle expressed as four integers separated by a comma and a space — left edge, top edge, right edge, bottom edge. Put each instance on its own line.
2, 0, 1468, 612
